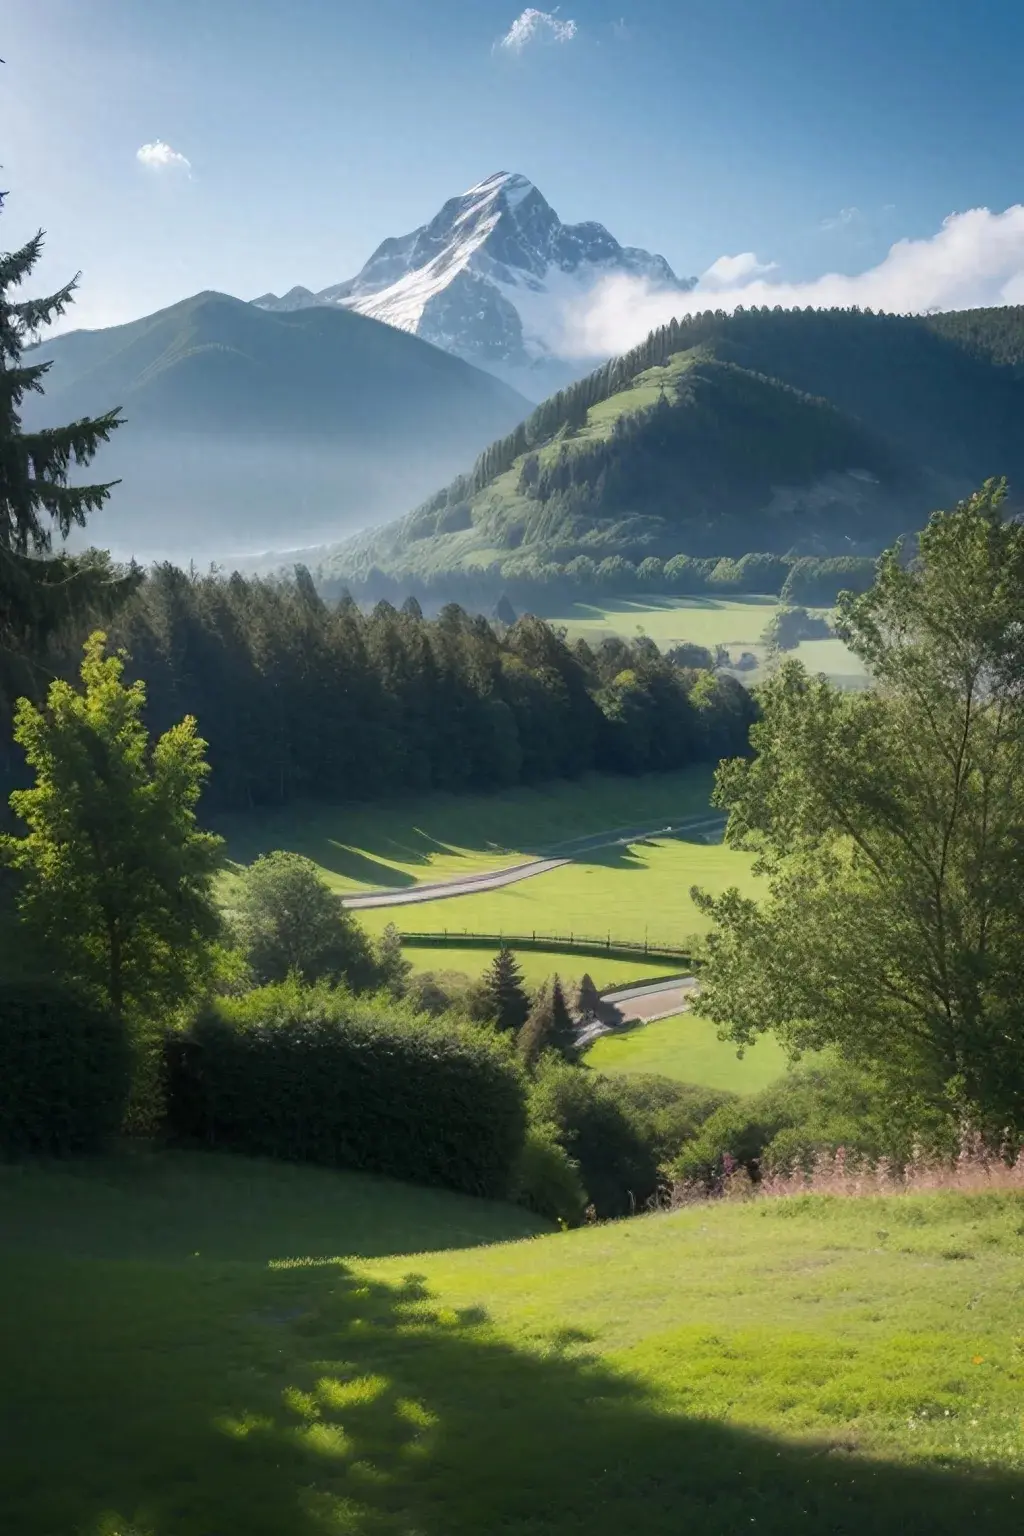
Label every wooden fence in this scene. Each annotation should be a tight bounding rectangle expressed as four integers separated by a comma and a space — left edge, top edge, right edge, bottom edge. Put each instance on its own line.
398, 929, 691, 965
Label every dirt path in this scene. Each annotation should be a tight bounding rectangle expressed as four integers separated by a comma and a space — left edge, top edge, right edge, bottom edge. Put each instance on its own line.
340, 812, 725, 911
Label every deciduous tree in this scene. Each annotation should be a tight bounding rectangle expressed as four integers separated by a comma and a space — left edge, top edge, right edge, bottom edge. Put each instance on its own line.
2, 632, 223, 1023
693, 482, 1024, 1139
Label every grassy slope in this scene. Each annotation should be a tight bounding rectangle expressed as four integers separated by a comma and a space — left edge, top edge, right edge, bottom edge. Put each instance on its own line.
216, 766, 717, 895
585, 1011, 794, 1091
3, 1153, 1022, 1535
356, 834, 763, 950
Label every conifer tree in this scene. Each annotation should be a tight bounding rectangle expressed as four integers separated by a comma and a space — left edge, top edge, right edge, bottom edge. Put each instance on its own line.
0, 190, 138, 696
517, 977, 579, 1069
480, 945, 530, 1034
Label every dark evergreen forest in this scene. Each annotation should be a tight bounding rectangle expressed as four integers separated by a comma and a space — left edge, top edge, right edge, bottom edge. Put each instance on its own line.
2, 565, 755, 814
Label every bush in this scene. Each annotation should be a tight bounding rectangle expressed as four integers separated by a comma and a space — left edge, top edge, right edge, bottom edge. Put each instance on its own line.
404, 969, 490, 1020
669, 1060, 947, 1190
511, 1122, 588, 1227
164, 978, 528, 1198
0, 981, 130, 1156
611, 1076, 736, 1167
530, 1061, 660, 1218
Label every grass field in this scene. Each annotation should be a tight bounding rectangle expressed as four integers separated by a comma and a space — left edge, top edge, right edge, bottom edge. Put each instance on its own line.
3, 1151, 1022, 1535
356, 832, 763, 951
216, 766, 717, 896
585, 1011, 795, 1091
396, 944, 683, 991
544, 595, 868, 686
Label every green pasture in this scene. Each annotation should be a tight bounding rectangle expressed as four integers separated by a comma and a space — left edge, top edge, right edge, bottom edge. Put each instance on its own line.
395, 943, 683, 992
3, 1151, 1022, 1534
547, 593, 782, 652
216, 766, 717, 896
585, 1011, 795, 1092
356, 832, 763, 951
544, 595, 866, 684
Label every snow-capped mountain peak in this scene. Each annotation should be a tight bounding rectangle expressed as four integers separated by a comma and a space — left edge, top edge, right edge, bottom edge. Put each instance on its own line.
254, 173, 694, 398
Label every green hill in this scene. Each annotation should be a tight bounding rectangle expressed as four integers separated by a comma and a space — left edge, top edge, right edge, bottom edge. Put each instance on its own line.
3, 1151, 1023, 1534
23, 292, 530, 563
331, 305, 1024, 578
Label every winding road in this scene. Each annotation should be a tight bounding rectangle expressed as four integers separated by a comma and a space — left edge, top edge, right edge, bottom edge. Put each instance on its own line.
340, 812, 726, 910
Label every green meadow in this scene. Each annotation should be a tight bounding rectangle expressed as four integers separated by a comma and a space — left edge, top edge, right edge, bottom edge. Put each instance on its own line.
216, 766, 718, 896
543, 594, 868, 687
584, 1010, 795, 1092
356, 831, 763, 951
394, 943, 683, 992
3, 1152, 1022, 1536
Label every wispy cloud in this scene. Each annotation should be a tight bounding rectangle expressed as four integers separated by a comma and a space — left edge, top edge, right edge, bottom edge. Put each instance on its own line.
498, 8, 578, 53
820, 206, 861, 232
559, 205, 1024, 358
136, 140, 191, 175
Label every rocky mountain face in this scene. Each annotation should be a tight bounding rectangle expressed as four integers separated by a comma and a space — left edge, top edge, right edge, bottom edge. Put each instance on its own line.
253, 172, 695, 398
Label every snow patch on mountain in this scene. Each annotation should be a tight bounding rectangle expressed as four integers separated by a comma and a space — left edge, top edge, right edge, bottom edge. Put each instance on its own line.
254, 172, 695, 398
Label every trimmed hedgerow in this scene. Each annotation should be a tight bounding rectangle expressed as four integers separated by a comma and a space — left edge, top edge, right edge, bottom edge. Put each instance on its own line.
0, 981, 130, 1156
164, 978, 528, 1199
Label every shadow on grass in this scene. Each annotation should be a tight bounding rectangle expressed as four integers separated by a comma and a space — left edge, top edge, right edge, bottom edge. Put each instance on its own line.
6, 1254, 1022, 1536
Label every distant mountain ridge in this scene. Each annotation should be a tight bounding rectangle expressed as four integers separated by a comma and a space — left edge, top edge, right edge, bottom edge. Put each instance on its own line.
325, 304, 1024, 581
23, 291, 530, 563
253, 172, 695, 399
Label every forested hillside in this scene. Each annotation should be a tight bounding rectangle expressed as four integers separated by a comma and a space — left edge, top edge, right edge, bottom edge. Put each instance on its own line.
22, 292, 530, 563
327, 305, 1024, 584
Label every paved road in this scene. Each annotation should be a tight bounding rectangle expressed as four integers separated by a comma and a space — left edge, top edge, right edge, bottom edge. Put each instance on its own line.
573, 976, 699, 1046
603, 976, 699, 1018
341, 812, 726, 911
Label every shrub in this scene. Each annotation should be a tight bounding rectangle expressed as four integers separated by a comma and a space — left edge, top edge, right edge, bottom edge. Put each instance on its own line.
530, 1061, 659, 1218
611, 1076, 736, 1167
511, 1122, 588, 1227
669, 1060, 949, 1191
164, 979, 528, 1198
0, 981, 130, 1156
404, 969, 489, 1020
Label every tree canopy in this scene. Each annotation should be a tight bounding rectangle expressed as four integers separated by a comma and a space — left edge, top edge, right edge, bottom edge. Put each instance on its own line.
1, 632, 223, 1024
693, 481, 1024, 1141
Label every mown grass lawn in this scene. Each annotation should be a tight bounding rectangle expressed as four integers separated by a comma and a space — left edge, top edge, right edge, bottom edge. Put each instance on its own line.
215, 765, 717, 896
585, 1010, 795, 1091
2, 1152, 1022, 1535
357, 832, 763, 951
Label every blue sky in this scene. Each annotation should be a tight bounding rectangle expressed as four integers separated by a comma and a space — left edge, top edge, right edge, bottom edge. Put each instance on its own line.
4, 0, 1024, 335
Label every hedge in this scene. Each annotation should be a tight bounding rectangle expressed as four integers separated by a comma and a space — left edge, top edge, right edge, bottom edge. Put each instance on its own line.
164, 979, 528, 1198
0, 981, 130, 1156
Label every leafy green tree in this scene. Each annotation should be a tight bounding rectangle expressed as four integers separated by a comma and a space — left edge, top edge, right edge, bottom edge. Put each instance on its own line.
693, 482, 1024, 1139
518, 977, 579, 1068
1, 632, 223, 1023
480, 945, 531, 1034
0, 192, 139, 695
232, 850, 376, 990
375, 921, 411, 997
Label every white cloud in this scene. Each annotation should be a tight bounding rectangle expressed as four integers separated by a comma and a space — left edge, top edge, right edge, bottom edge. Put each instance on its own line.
560, 204, 1024, 358
136, 140, 191, 175
700, 252, 778, 288
498, 8, 578, 53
